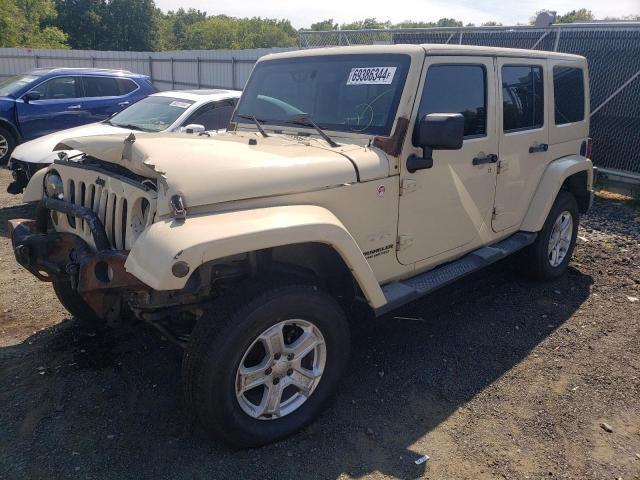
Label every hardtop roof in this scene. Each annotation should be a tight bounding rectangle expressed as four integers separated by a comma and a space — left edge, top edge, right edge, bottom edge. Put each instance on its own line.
264, 44, 585, 62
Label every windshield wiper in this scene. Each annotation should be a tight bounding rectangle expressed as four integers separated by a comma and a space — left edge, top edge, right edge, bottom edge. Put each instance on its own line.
283, 113, 339, 148
236, 114, 269, 138
112, 123, 152, 133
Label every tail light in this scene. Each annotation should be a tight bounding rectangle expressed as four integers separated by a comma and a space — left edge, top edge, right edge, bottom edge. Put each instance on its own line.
580, 137, 593, 158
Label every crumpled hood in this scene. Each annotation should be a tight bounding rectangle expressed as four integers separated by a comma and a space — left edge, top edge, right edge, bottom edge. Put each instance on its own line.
56, 132, 389, 210
12, 122, 131, 164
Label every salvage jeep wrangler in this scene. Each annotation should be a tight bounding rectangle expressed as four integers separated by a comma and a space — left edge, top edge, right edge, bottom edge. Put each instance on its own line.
10, 45, 593, 447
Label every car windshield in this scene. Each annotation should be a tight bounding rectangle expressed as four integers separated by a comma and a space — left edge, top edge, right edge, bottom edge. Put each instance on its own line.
234, 54, 411, 136
0, 75, 39, 97
107, 96, 195, 132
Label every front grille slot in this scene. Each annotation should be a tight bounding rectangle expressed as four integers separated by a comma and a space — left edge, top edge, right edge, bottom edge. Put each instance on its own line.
60, 177, 155, 250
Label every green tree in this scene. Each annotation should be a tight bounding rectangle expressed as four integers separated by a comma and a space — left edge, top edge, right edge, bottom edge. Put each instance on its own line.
102, 0, 158, 51
481, 21, 502, 26
0, 0, 21, 46
15, 0, 68, 47
435, 18, 463, 27
393, 20, 438, 28
158, 8, 207, 49
54, 0, 106, 49
183, 16, 297, 50
306, 19, 338, 31
340, 18, 392, 30
557, 8, 595, 23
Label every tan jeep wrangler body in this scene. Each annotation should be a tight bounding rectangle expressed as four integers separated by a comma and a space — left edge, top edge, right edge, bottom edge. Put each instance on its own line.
11, 44, 593, 447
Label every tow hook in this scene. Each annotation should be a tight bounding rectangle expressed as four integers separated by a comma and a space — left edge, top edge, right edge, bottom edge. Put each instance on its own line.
66, 263, 80, 289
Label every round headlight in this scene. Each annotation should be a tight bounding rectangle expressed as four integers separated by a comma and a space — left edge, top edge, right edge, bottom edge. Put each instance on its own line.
44, 171, 64, 199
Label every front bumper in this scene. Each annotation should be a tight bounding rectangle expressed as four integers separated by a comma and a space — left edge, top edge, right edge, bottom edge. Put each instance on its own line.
9, 198, 146, 315
7, 159, 47, 195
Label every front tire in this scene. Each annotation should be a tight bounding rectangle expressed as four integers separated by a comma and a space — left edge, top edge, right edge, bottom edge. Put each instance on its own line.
0, 126, 16, 165
519, 190, 579, 280
182, 282, 350, 448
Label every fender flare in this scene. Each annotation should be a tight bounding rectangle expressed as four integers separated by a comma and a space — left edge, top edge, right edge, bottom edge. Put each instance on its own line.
124, 205, 388, 309
520, 155, 593, 232
23, 167, 47, 202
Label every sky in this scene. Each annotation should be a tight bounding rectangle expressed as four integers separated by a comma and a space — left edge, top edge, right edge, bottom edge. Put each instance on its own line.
154, 0, 640, 28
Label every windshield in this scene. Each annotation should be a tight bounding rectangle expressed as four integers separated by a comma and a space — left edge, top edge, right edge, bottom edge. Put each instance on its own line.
0, 75, 39, 97
108, 96, 195, 132
234, 54, 411, 136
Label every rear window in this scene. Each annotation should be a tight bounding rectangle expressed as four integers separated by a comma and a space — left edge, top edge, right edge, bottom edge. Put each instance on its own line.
502, 65, 544, 132
82, 76, 122, 97
553, 67, 585, 125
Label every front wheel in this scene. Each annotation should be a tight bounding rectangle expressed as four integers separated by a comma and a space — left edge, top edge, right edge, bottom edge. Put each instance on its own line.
0, 126, 16, 165
182, 282, 350, 448
518, 190, 579, 280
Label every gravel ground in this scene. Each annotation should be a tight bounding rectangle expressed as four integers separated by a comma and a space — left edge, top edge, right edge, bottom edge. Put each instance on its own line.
0, 167, 639, 480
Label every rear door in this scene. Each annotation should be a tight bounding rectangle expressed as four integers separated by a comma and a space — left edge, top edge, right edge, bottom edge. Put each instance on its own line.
16, 75, 84, 139
493, 57, 549, 232
80, 76, 138, 122
397, 56, 499, 265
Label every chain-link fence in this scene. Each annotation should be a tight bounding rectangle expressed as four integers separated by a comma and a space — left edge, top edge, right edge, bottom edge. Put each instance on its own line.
300, 24, 640, 177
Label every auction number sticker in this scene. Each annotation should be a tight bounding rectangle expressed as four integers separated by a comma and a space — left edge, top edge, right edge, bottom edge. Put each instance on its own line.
347, 66, 397, 85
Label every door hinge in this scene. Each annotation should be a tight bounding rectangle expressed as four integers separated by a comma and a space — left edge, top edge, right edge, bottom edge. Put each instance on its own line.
397, 234, 414, 251
497, 160, 507, 175
400, 179, 418, 196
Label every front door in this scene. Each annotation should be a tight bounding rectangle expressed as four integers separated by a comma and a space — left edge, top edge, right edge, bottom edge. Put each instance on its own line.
493, 58, 549, 231
16, 75, 85, 140
397, 56, 498, 265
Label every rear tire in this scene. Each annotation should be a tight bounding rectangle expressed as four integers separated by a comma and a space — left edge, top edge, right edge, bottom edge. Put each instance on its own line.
0, 126, 16, 165
52, 280, 106, 327
182, 282, 350, 448
518, 191, 579, 280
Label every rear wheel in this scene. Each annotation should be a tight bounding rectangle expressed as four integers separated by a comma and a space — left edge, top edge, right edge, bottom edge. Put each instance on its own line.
52, 280, 106, 327
0, 126, 16, 165
518, 191, 579, 280
182, 282, 350, 448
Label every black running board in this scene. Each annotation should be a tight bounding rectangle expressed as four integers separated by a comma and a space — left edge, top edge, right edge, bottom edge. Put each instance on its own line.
376, 232, 536, 316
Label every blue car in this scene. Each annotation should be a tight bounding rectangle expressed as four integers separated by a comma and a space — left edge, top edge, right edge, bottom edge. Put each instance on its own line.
0, 68, 156, 164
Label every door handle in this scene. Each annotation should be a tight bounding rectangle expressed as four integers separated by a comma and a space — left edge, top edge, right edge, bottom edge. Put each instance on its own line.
529, 143, 549, 153
118, 101, 130, 107
472, 153, 498, 165
67, 104, 82, 110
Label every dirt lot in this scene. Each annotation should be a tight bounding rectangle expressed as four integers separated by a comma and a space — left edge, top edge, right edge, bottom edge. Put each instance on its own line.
0, 167, 638, 480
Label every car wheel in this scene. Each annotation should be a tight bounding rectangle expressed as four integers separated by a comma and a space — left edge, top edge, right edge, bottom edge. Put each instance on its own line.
182, 282, 350, 448
53, 280, 106, 327
0, 126, 16, 165
519, 191, 579, 280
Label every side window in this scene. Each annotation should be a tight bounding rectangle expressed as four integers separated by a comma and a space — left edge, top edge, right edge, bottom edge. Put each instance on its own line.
37, 76, 80, 100
82, 76, 122, 97
553, 67, 585, 125
116, 78, 138, 95
415, 64, 487, 142
502, 65, 544, 132
187, 102, 236, 131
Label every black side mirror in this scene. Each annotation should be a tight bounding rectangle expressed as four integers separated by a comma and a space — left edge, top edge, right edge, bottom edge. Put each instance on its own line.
23, 91, 42, 103
407, 113, 465, 173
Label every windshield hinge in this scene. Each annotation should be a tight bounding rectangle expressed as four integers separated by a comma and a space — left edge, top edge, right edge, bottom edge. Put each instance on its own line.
400, 179, 418, 196
397, 234, 414, 251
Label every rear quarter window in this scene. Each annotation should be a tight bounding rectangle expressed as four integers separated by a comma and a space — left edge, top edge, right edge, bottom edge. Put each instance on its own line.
553, 66, 585, 125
